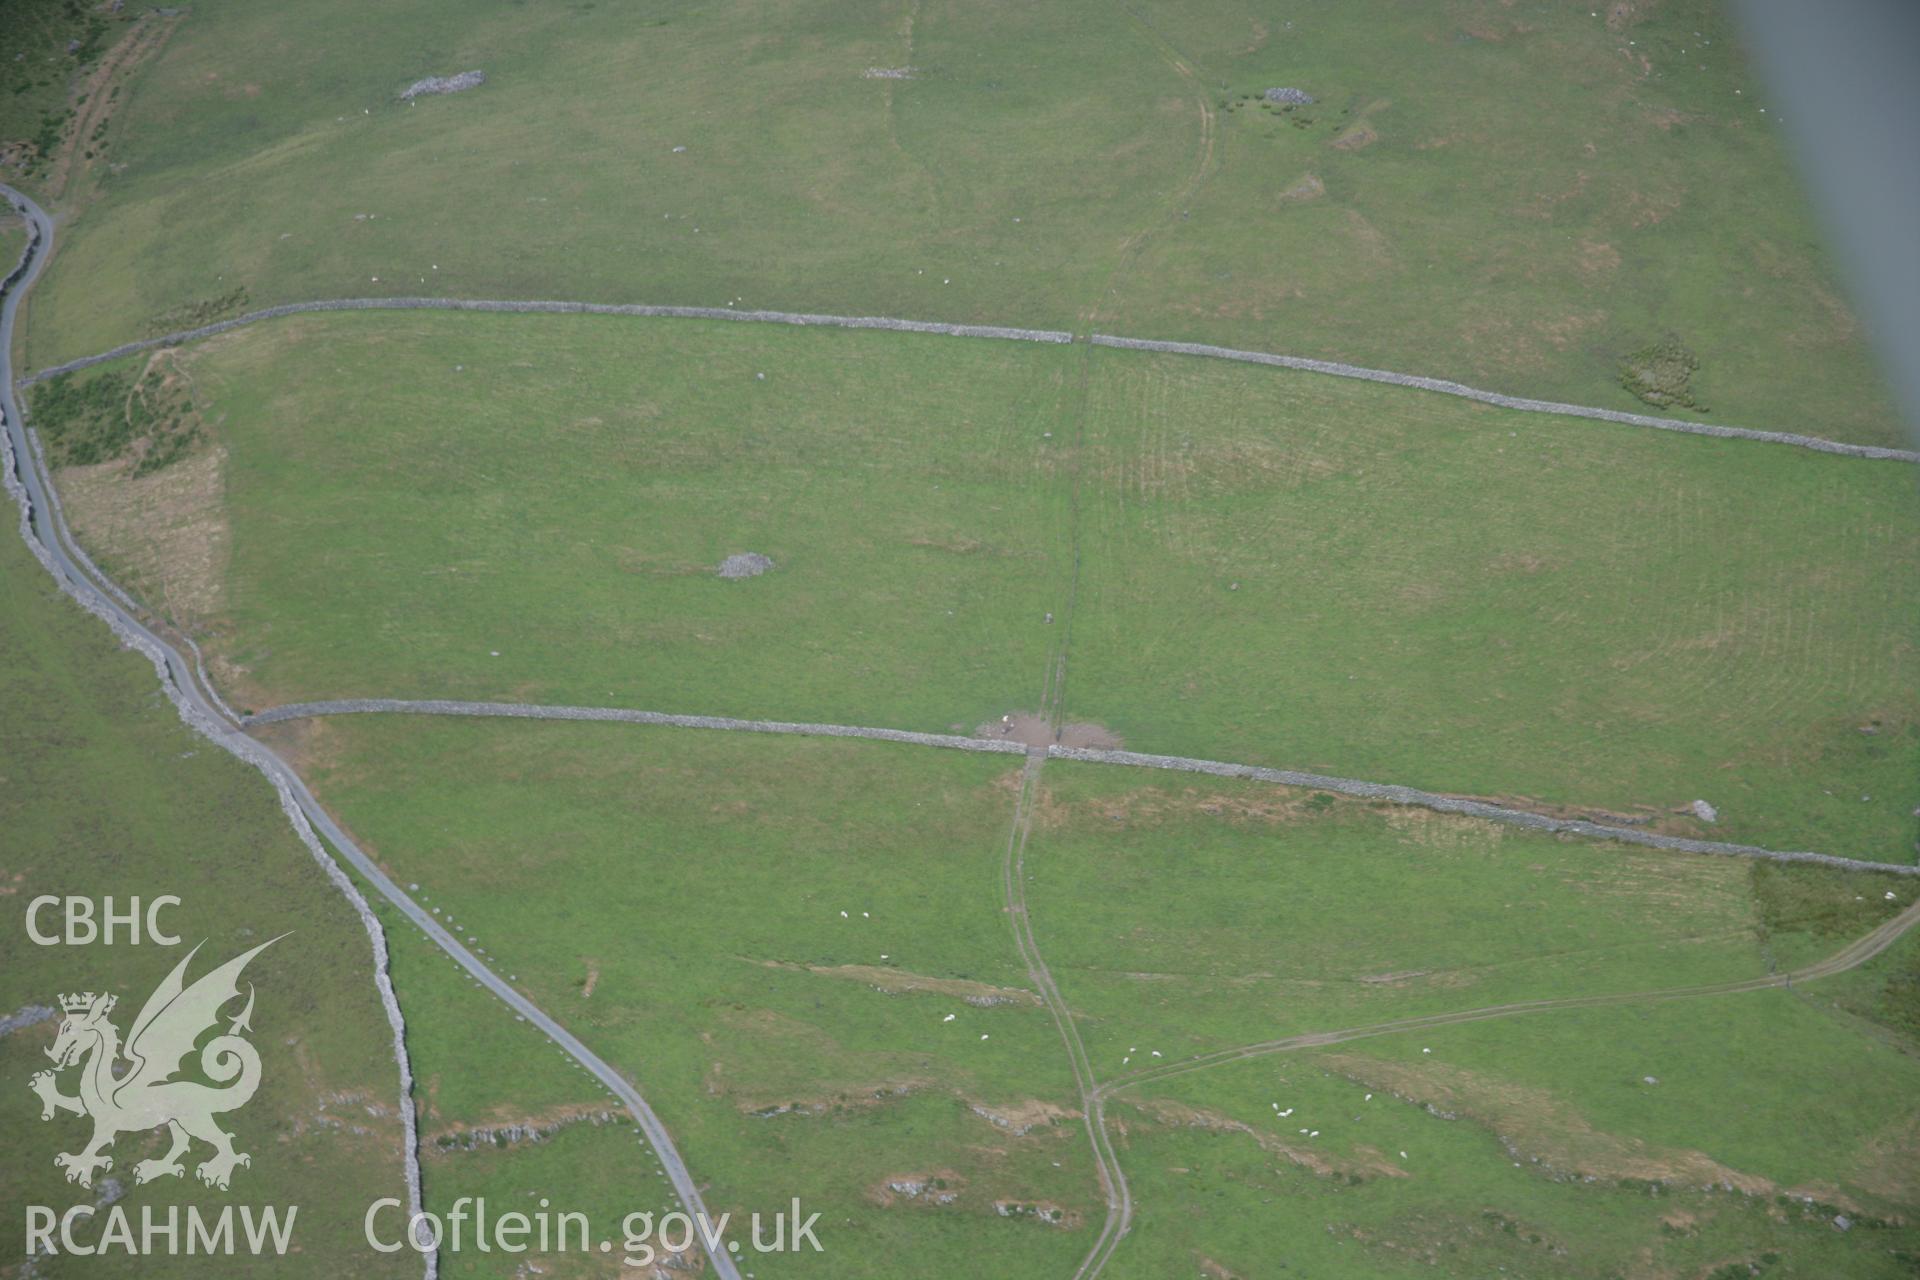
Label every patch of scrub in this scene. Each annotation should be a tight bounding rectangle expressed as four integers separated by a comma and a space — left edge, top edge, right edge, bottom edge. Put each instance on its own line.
145, 286, 250, 338
27, 351, 204, 474
1618, 337, 1708, 412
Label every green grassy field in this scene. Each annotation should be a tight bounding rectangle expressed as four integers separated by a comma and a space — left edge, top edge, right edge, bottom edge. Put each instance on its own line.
1022, 761, 1915, 1065
1063, 344, 1920, 859
40, 310, 1918, 856
269, 713, 1099, 1278
14, 1, 1920, 1273
0, 513, 412, 1274
242, 708, 1920, 1278
75, 311, 1076, 730
1103, 991, 1920, 1277
364, 887, 690, 1277
17, 0, 1905, 445
1102, 0, 1905, 446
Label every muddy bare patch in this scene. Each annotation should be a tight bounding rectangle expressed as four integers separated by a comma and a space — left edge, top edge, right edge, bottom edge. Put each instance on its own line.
757, 960, 1040, 1007
1277, 172, 1326, 204
1330, 119, 1378, 151
1328, 99, 1389, 153
975, 712, 1121, 750
968, 1098, 1077, 1137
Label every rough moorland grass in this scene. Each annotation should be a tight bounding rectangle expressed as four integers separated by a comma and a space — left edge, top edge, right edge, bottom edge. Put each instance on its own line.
1022, 761, 1809, 1067
23, 0, 1191, 365
21, 0, 1904, 445
0, 523, 411, 1274
1103, 0, 1905, 447
270, 714, 1098, 1279
1065, 345, 1920, 858
1103, 991, 1920, 1277
169, 311, 1076, 727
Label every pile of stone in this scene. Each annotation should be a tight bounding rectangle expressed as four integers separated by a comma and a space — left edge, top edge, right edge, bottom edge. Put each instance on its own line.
717, 552, 774, 579
400, 70, 486, 100
1264, 87, 1315, 105
0, 1005, 53, 1037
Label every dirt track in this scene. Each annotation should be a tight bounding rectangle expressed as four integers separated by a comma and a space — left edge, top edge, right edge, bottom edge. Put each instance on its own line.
1102, 897, 1920, 1097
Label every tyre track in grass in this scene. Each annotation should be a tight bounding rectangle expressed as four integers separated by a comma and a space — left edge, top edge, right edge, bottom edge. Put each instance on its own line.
998, 752, 1133, 1279
1060, 900, 1920, 1277
1, 183, 744, 1280
1097, 897, 1920, 1098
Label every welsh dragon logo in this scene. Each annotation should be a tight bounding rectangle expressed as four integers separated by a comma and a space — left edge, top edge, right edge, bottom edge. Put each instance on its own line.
30, 938, 281, 1191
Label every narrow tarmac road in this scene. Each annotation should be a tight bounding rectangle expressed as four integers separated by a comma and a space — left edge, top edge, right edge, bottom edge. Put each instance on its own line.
0, 184, 744, 1280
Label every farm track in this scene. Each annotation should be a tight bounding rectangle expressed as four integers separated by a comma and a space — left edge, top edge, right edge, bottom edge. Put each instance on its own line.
23, 300, 1919, 465
1101, 896, 1920, 1098
998, 753, 1133, 1278
12, 122, 1920, 1277
246, 699, 1920, 876
0, 185, 747, 1280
